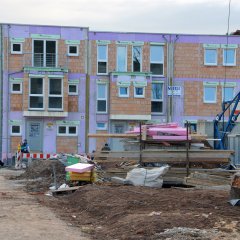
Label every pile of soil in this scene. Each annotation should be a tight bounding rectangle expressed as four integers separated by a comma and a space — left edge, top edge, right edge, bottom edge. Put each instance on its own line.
41, 184, 240, 240
19, 159, 66, 192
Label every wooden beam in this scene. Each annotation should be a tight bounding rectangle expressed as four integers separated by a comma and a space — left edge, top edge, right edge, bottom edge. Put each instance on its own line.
88, 133, 138, 138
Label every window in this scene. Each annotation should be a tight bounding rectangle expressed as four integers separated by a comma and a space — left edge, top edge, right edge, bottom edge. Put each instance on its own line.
97, 45, 108, 74
204, 49, 217, 66
11, 125, 21, 136
68, 45, 79, 56
97, 83, 107, 113
151, 82, 163, 113
150, 45, 164, 75
204, 86, 217, 103
49, 78, 63, 110
134, 87, 145, 98
117, 46, 127, 71
11, 43, 22, 54
223, 49, 236, 66
29, 78, 44, 109
33, 40, 56, 67
222, 87, 234, 101
11, 82, 22, 94
119, 86, 129, 97
57, 125, 77, 136
132, 46, 142, 72
97, 122, 107, 130
68, 84, 78, 95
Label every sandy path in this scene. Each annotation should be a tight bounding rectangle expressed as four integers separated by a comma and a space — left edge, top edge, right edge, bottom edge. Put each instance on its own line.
0, 168, 89, 240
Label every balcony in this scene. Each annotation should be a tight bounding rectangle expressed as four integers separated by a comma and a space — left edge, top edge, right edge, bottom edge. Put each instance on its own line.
23, 52, 68, 72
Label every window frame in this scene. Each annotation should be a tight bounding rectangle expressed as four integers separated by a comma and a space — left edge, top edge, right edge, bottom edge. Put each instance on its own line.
118, 86, 129, 98
134, 86, 145, 98
68, 83, 78, 95
11, 82, 22, 94
151, 82, 164, 114
67, 45, 79, 56
150, 45, 164, 76
10, 125, 22, 136
48, 78, 63, 111
96, 122, 108, 130
204, 48, 218, 66
57, 125, 78, 136
132, 45, 142, 72
117, 45, 127, 72
96, 83, 108, 113
11, 42, 23, 54
223, 48, 236, 66
32, 39, 58, 68
29, 77, 44, 110
203, 86, 217, 103
97, 44, 108, 75
222, 86, 234, 102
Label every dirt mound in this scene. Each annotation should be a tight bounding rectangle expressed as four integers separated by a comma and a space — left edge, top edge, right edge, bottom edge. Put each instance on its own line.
18, 159, 66, 192
41, 184, 240, 240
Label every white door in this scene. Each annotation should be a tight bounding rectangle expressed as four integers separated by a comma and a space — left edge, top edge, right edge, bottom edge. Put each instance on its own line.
26, 121, 43, 152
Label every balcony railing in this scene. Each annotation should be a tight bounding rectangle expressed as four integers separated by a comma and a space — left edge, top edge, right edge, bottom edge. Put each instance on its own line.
24, 52, 68, 69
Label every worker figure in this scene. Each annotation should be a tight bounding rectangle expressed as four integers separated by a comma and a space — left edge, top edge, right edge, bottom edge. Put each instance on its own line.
101, 143, 111, 151
21, 139, 30, 153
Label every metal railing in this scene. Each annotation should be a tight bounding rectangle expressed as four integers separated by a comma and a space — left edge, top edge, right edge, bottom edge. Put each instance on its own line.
24, 52, 68, 69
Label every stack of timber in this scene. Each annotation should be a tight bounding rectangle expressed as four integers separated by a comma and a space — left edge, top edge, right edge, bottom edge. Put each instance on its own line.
184, 169, 238, 189
95, 149, 233, 166
94, 149, 234, 183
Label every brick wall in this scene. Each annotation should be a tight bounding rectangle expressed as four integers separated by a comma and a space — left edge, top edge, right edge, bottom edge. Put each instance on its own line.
109, 82, 151, 115
56, 137, 78, 154
184, 81, 222, 116
68, 96, 78, 112
11, 94, 23, 111
11, 136, 22, 153
175, 43, 240, 79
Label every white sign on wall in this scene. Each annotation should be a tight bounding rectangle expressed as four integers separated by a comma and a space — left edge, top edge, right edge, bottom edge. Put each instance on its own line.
168, 86, 182, 96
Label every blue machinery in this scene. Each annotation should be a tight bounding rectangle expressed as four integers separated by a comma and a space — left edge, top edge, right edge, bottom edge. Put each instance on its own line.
214, 92, 240, 149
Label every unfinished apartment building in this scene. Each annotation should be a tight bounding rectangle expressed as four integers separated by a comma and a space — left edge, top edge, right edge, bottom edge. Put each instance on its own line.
0, 23, 240, 159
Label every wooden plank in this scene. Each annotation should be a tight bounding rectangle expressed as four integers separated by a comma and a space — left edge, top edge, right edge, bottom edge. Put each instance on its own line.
88, 133, 138, 138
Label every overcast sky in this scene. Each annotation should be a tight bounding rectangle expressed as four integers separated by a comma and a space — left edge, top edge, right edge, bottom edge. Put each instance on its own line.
0, 0, 239, 34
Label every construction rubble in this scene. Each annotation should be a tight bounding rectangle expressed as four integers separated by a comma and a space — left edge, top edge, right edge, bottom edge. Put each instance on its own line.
6, 122, 240, 239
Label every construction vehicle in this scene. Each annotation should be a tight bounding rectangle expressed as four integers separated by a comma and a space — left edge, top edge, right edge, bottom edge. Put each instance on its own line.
214, 91, 240, 149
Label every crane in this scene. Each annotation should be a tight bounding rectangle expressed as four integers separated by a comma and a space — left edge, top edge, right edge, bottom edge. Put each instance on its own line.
213, 91, 240, 149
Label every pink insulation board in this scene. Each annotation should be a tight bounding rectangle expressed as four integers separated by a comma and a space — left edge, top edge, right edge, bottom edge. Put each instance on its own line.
65, 163, 94, 173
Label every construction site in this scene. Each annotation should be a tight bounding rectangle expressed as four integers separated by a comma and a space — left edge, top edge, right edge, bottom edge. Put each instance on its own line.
1, 3, 240, 238
1, 117, 240, 240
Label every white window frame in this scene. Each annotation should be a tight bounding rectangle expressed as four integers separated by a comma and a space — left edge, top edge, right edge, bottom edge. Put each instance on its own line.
32, 39, 58, 68
118, 86, 129, 98
29, 78, 44, 110
151, 82, 164, 114
117, 45, 127, 72
11, 42, 23, 54
10, 125, 22, 136
222, 86, 234, 102
57, 125, 78, 136
132, 45, 142, 72
223, 48, 236, 66
68, 84, 78, 95
97, 83, 108, 113
203, 86, 217, 103
134, 86, 145, 98
150, 45, 164, 76
67, 45, 79, 56
204, 48, 218, 66
96, 122, 108, 130
48, 78, 63, 111
11, 82, 22, 94
97, 44, 108, 75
